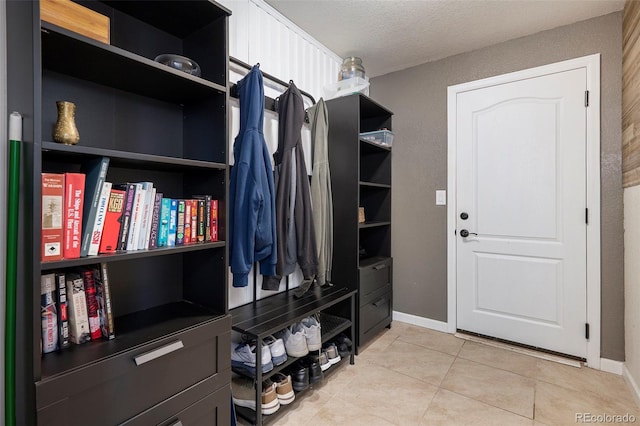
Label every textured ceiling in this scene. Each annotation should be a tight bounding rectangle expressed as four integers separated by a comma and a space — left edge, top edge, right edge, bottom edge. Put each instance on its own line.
264, 0, 624, 77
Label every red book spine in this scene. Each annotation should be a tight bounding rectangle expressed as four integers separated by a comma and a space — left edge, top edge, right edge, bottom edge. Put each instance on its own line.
189, 200, 198, 242
99, 189, 126, 254
183, 200, 192, 244
82, 269, 101, 340
63, 173, 86, 259
211, 199, 219, 242
41, 173, 65, 261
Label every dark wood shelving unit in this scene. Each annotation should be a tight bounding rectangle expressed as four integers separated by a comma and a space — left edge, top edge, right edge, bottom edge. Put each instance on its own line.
326, 93, 394, 350
7, 1, 232, 424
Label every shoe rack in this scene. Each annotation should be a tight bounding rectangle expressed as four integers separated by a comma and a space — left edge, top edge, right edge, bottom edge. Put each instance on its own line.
230, 285, 356, 425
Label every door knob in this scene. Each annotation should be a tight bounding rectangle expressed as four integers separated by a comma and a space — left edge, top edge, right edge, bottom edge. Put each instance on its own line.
460, 212, 469, 220
460, 229, 478, 238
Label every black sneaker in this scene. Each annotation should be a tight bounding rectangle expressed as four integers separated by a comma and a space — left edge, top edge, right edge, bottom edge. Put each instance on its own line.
304, 357, 324, 384
334, 333, 353, 358
288, 361, 309, 392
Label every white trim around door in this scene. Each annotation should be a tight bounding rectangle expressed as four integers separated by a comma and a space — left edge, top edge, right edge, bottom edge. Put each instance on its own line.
446, 54, 601, 368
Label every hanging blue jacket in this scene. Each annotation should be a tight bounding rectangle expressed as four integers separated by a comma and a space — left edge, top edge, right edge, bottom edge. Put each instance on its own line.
229, 66, 277, 287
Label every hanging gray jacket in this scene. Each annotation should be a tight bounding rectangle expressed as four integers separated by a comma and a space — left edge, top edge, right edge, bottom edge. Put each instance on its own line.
309, 99, 333, 286
262, 83, 318, 290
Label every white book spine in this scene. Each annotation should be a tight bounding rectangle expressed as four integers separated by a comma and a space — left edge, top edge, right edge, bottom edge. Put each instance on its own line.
87, 182, 112, 256
67, 276, 90, 344
142, 187, 156, 249
126, 184, 144, 251
137, 183, 154, 249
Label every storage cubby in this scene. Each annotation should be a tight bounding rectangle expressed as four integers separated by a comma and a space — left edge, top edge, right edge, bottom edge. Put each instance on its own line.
7, 1, 232, 424
359, 185, 391, 223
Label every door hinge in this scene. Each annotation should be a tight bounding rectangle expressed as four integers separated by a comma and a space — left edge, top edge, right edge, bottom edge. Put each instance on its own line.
585, 208, 589, 224
585, 90, 589, 107
585, 323, 590, 339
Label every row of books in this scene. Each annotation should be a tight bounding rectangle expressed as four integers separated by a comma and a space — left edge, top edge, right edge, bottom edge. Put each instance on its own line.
41, 263, 114, 354
41, 157, 220, 262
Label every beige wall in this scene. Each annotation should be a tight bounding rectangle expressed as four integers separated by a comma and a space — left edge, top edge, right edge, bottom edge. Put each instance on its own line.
371, 12, 624, 360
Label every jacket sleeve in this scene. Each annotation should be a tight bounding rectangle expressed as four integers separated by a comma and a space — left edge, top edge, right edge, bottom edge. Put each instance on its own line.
257, 154, 277, 277
230, 161, 260, 287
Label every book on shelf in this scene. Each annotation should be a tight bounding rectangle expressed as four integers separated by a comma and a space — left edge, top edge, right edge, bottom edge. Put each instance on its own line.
99, 186, 126, 254
80, 157, 110, 257
148, 192, 163, 249
41, 273, 58, 354
115, 183, 136, 251
87, 181, 112, 256
157, 197, 171, 247
189, 199, 198, 243
196, 198, 205, 243
95, 263, 115, 339
142, 186, 157, 250
55, 271, 70, 350
211, 199, 219, 242
63, 172, 85, 259
66, 272, 91, 344
183, 200, 192, 244
81, 268, 101, 340
41, 173, 65, 262
167, 198, 178, 247
194, 195, 212, 241
126, 183, 144, 251
137, 182, 154, 250
176, 200, 186, 246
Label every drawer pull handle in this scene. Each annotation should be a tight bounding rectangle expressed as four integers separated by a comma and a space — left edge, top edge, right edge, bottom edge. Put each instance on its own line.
167, 420, 183, 426
134, 340, 184, 366
373, 264, 389, 270
372, 297, 387, 307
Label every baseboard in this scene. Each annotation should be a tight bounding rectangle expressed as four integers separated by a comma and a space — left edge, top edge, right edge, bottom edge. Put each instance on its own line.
392, 311, 449, 333
623, 365, 640, 407
600, 358, 624, 375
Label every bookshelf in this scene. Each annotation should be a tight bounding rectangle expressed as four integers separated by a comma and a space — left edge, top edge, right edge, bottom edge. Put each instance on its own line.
7, 1, 232, 424
326, 94, 394, 350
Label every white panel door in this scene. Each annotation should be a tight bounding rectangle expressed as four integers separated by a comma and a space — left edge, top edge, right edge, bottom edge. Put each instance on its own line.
456, 68, 587, 357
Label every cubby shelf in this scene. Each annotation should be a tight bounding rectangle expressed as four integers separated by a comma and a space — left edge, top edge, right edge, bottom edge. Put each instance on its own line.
42, 22, 226, 104
40, 241, 226, 270
42, 142, 227, 171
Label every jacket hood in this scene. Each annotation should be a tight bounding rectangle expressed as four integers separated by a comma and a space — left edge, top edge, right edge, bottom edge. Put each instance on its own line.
274, 82, 305, 163
237, 65, 265, 133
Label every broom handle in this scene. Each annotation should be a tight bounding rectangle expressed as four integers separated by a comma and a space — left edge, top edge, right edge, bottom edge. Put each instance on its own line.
5, 112, 22, 426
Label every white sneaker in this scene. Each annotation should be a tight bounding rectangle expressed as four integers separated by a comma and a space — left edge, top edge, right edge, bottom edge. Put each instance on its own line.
231, 342, 273, 374
264, 334, 287, 366
281, 323, 309, 357
301, 316, 322, 351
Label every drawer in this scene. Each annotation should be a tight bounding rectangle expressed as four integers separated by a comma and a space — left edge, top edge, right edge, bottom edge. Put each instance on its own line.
123, 383, 231, 426
36, 315, 231, 426
359, 290, 392, 345
359, 257, 392, 304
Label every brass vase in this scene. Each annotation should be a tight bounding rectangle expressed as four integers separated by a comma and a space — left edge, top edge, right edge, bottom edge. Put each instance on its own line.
53, 101, 80, 145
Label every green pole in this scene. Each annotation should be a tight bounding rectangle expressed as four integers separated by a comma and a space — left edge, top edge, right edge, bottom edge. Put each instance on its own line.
6, 112, 22, 426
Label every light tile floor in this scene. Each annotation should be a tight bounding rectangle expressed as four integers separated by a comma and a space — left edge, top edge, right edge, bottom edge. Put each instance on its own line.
237, 321, 640, 425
